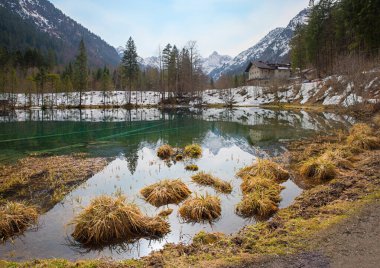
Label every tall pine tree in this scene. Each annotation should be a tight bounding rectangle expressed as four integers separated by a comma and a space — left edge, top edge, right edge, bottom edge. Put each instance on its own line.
121, 37, 139, 104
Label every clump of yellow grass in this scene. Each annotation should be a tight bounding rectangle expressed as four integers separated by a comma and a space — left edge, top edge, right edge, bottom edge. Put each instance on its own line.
346, 123, 380, 151
374, 114, 380, 127
140, 179, 191, 207
191, 172, 232, 194
184, 144, 202, 158
0, 202, 38, 241
157, 144, 174, 159
185, 164, 199, 171
179, 194, 221, 224
71, 195, 170, 246
299, 154, 337, 181
236, 175, 283, 219
236, 159, 289, 182
235, 189, 280, 219
158, 208, 173, 218
240, 176, 284, 195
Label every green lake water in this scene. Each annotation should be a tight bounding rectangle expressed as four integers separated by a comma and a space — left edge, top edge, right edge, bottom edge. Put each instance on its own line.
0, 107, 354, 261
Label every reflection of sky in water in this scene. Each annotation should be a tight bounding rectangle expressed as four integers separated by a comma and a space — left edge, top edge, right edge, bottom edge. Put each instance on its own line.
0, 108, 353, 261
0, 139, 301, 261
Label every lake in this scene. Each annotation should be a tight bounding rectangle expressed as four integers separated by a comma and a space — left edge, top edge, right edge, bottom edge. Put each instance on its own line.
0, 107, 354, 261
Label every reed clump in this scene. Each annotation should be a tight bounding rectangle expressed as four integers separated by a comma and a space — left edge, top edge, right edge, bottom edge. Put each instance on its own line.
191, 172, 232, 194
158, 208, 173, 218
299, 155, 337, 181
237, 159, 289, 182
157, 145, 174, 159
373, 114, 380, 127
240, 176, 284, 195
179, 194, 221, 224
0, 202, 38, 241
185, 164, 199, 171
346, 123, 380, 151
71, 195, 170, 246
184, 144, 203, 158
140, 179, 191, 207
235, 188, 280, 219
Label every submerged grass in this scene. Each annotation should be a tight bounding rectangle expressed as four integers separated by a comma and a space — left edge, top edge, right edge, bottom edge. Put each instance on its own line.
191, 172, 233, 194
140, 179, 191, 207
157, 144, 175, 159
237, 159, 289, 182
184, 144, 203, 158
0, 155, 107, 212
179, 194, 221, 224
0, 202, 38, 241
71, 195, 170, 246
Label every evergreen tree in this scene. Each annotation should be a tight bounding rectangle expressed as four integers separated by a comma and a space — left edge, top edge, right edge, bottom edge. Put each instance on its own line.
121, 37, 139, 104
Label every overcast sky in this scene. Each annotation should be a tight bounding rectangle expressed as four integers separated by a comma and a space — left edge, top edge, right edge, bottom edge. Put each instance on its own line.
50, 0, 310, 58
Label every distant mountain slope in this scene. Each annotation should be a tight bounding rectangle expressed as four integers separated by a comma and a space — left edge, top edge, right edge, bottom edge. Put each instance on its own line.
201, 51, 232, 76
0, 0, 120, 67
210, 8, 309, 80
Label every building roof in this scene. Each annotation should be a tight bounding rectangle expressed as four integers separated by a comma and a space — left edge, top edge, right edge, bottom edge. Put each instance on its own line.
245, 61, 291, 72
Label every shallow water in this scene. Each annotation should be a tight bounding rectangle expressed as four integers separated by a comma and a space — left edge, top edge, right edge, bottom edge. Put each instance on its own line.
0, 107, 354, 261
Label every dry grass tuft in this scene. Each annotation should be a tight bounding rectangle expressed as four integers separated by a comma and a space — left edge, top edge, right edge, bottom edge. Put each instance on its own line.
158, 208, 173, 218
240, 176, 284, 195
349, 123, 373, 136
184, 144, 203, 158
157, 145, 174, 159
299, 155, 337, 181
185, 164, 199, 171
235, 189, 280, 219
374, 114, 380, 127
347, 133, 380, 151
71, 195, 170, 246
237, 159, 289, 182
179, 194, 221, 224
140, 179, 191, 207
0, 202, 38, 241
191, 172, 232, 194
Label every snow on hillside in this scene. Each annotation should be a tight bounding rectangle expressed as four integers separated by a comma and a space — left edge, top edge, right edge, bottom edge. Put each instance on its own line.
2, 73, 378, 110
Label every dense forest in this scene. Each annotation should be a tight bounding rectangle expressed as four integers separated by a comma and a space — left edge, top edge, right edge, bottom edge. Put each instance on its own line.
291, 0, 380, 76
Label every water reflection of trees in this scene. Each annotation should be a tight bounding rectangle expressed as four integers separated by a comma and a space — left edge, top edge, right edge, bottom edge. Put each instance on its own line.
0, 108, 354, 167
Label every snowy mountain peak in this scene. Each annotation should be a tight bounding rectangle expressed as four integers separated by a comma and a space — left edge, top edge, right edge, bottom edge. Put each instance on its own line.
287, 8, 309, 31
209, 8, 310, 80
201, 51, 232, 76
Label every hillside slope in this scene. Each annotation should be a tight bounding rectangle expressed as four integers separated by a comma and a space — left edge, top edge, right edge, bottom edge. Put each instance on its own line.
0, 0, 120, 67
